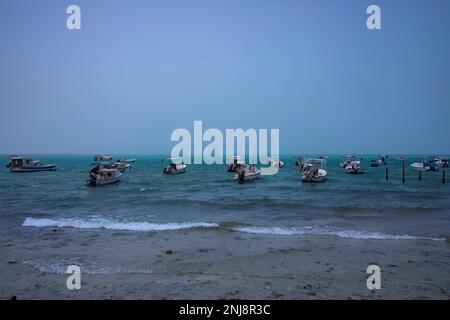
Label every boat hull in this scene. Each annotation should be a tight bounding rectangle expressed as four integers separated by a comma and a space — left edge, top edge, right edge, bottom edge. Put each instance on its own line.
234, 172, 261, 181
10, 164, 56, 172
302, 169, 327, 183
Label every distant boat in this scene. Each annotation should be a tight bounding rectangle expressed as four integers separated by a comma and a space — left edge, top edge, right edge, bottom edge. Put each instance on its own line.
234, 165, 261, 182
345, 160, 364, 174
339, 155, 358, 168
370, 160, 379, 167
8, 156, 56, 172
116, 159, 136, 164
301, 158, 327, 182
94, 155, 113, 161
88, 165, 121, 186
378, 155, 388, 166
411, 159, 439, 172
268, 159, 284, 168
162, 158, 187, 174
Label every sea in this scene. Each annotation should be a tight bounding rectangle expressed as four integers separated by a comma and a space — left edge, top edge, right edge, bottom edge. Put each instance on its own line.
1, 154, 449, 275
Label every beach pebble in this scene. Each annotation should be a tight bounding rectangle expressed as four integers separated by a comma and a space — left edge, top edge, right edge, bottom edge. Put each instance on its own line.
7, 259, 17, 264
165, 250, 173, 255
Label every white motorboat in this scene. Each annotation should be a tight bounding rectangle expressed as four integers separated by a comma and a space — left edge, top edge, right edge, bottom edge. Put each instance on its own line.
116, 158, 136, 164
345, 160, 364, 174
163, 158, 187, 174
234, 165, 261, 182
88, 165, 121, 186
268, 159, 284, 168
411, 159, 439, 172
114, 162, 131, 172
339, 155, 358, 168
8, 156, 56, 172
227, 156, 246, 172
301, 158, 327, 182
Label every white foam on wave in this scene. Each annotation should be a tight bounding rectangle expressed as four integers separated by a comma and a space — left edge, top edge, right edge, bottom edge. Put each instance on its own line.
23, 217, 219, 232
23, 260, 153, 275
232, 226, 445, 241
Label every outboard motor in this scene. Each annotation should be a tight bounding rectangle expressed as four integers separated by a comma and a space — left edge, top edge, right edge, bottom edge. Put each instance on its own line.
237, 169, 246, 182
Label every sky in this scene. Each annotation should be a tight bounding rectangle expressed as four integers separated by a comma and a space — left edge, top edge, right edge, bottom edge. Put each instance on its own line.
0, 0, 449, 155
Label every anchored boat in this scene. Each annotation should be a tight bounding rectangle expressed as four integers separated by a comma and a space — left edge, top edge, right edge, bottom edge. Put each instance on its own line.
88, 164, 121, 186
268, 159, 284, 168
301, 158, 327, 182
163, 158, 187, 174
370, 160, 379, 167
345, 160, 364, 174
234, 165, 261, 182
411, 159, 439, 172
93, 155, 113, 162
8, 156, 56, 172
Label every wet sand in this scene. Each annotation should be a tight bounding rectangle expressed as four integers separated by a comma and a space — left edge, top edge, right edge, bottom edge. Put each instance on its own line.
1, 227, 450, 299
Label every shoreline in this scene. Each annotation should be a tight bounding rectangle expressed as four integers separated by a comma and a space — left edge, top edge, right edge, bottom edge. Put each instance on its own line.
1, 228, 449, 299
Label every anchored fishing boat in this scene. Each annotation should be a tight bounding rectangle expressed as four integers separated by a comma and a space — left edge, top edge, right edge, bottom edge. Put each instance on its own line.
411, 159, 439, 172
8, 156, 56, 172
227, 156, 246, 172
345, 159, 364, 174
162, 158, 187, 174
339, 155, 358, 168
234, 165, 261, 182
301, 158, 327, 182
88, 164, 122, 186
370, 160, 379, 167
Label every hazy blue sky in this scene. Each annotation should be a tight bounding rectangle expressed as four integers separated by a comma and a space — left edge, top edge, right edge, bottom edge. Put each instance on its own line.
0, 0, 449, 154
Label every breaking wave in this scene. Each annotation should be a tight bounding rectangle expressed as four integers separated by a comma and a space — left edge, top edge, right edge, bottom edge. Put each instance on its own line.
22, 217, 218, 231
22, 217, 445, 241
232, 226, 445, 241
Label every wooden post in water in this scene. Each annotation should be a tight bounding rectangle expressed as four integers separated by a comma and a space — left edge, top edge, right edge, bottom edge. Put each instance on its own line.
385, 167, 388, 180
418, 170, 422, 180
396, 157, 407, 184
443, 170, 446, 184
402, 158, 405, 183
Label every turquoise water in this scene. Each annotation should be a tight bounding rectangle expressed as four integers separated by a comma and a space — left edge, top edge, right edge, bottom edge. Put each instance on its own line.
1, 154, 449, 240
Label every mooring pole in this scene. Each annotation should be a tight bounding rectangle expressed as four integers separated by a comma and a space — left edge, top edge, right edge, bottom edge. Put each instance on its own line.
418, 170, 422, 180
385, 167, 388, 181
443, 170, 446, 184
402, 158, 405, 183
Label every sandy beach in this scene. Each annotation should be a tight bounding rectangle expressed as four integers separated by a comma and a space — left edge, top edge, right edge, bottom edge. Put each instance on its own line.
1, 226, 449, 300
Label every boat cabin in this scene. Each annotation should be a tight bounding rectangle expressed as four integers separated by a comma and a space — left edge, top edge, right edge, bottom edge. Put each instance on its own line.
9, 157, 35, 169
